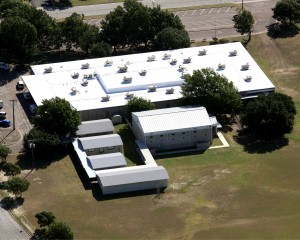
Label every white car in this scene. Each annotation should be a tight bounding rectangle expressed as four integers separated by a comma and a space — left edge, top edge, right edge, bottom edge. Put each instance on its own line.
0, 62, 11, 71
23, 91, 32, 100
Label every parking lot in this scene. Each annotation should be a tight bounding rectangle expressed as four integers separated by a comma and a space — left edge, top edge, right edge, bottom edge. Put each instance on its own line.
84, 6, 237, 34
0, 70, 33, 153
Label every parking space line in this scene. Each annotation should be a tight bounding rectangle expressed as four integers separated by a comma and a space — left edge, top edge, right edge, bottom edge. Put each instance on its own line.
88, 19, 95, 25
182, 11, 188, 17
199, 9, 205, 15
191, 10, 196, 16
175, 11, 180, 16
226, 7, 231, 12
217, 8, 222, 14
209, 8, 214, 14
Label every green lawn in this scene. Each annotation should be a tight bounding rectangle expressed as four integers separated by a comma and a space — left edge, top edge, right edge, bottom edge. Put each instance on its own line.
3, 33, 300, 239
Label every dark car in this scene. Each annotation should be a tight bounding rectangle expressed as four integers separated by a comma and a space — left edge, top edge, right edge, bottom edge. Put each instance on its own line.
0, 119, 11, 127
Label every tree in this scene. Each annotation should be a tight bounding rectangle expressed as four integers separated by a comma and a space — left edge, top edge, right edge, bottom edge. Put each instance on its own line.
233, 10, 255, 42
32, 97, 81, 136
47, 221, 74, 239
23, 128, 60, 155
5, 177, 30, 197
79, 25, 100, 54
0, 17, 37, 59
2, 163, 21, 176
60, 13, 89, 50
272, 0, 300, 25
35, 211, 56, 227
89, 42, 112, 58
126, 96, 155, 121
0, 145, 11, 163
180, 68, 242, 114
153, 27, 190, 50
240, 92, 296, 137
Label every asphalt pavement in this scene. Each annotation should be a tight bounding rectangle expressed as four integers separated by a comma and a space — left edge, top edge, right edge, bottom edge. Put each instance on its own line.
0, 205, 30, 240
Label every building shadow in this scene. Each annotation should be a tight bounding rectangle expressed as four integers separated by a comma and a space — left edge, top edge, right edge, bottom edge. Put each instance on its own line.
233, 132, 289, 154
155, 149, 206, 160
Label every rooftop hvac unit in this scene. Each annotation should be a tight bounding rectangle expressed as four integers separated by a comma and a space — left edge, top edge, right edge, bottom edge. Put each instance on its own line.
178, 65, 186, 72
218, 63, 226, 70
241, 63, 250, 70
71, 87, 77, 95
163, 53, 171, 59
126, 92, 134, 99
81, 79, 88, 86
118, 65, 128, 73
169, 59, 177, 65
44, 67, 53, 73
183, 57, 191, 64
244, 76, 252, 82
123, 76, 132, 83
72, 72, 79, 79
148, 55, 156, 62
102, 95, 110, 102
166, 88, 174, 94
148, 85, 157, 92
139, 70, 147, 76
229, 50, 237, 56
112, 115, 122, 125
104, 60, 113, 66
81, 62, 90, 69
199, 49, 207, 56
181, 70, 190, 79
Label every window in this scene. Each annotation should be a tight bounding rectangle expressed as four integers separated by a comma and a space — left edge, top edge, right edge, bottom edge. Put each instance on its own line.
182, 132, 185, 135
172, 133, 175, 136
107, 146, 115, 150
160, 135, 163, 137
150, 136, 153, 139
193, 131, 197, 133
99, 148, 104, 153
88, 148, 95, 152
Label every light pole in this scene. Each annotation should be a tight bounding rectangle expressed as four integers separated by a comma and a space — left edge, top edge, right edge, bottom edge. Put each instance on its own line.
28, 139, 35, 170
9, 99, 17, 130
242, 0, 244, 10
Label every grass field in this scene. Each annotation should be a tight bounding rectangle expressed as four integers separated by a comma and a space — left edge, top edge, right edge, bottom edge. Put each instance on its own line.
5, 33, 300, 239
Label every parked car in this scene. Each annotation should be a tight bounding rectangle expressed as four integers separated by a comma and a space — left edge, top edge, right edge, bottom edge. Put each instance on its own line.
23, 91, 32, 100
16, 80, 25, 90
0, 119, 11, 128
0, 111, 6, 119
0, 100, 3, 109
0, 62, 11, 71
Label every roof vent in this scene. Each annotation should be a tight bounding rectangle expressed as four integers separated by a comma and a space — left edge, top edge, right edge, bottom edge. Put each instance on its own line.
229, 50, 237, 56
199, 49, 207, 56
81, 62, 90, 69
241, 62, 250, 70
71, 87, 77, 95
44, 67, 53, 73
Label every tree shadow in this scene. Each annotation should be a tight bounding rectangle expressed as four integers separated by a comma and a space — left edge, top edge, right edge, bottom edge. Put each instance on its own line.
267, 23, 299, 39
0, 65, 30, 87
233, 131, 289, 154
15, 147, 69, 171
0, 196, 24, 210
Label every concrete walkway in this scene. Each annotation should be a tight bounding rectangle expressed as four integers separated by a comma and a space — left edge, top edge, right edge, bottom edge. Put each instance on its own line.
209, 132, 230, 149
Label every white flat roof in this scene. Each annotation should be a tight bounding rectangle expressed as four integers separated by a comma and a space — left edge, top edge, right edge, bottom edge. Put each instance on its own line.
87, 152, 127, 170
22, 42, 275, 111
133, 106, 211, 134
78, 134, 123, 150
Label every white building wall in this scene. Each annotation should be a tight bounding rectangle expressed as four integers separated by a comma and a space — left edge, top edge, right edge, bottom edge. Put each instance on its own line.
99, 180, 168, 195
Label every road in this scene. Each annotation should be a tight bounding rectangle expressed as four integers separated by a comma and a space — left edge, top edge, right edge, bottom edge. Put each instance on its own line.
0, 204, 31, 240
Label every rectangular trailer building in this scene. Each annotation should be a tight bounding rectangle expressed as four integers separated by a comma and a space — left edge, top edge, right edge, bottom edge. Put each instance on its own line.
96, 165, 169, 195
